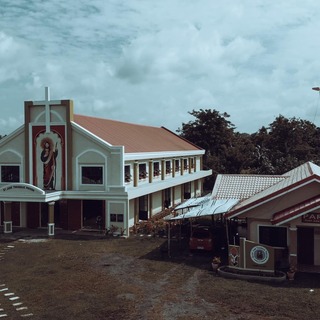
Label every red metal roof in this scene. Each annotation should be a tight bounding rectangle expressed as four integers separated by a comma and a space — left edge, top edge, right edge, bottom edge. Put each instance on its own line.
271, 195, 320, 225
73, 114, 202, 153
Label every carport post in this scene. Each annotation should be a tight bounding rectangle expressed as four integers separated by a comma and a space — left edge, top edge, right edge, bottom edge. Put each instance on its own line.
168, 221, 171, 258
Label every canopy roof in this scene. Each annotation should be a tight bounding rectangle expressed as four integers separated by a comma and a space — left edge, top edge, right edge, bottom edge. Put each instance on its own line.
174, 194, 212, 210
168, 198, 239, 220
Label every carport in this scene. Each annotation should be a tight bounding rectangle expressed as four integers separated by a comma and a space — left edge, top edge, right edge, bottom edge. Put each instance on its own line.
171, 198, 239, 220
165, 198, 239, 257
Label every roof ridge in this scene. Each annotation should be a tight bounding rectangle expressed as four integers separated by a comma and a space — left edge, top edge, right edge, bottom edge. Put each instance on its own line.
220, 173, 286, 178
74, 113, 160, 129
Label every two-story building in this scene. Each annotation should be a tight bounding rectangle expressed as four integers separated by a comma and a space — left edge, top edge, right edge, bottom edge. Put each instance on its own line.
0, 88, 212, 236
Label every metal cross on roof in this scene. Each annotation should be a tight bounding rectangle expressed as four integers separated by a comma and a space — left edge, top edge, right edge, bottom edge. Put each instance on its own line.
33, 87, 61, 133
44, 87, 51, 133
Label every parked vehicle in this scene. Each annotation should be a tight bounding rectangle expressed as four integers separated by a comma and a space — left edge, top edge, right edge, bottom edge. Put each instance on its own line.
189, 226, 213, 251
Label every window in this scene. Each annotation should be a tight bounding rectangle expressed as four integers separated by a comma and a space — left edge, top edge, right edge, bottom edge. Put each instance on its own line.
1, 165, 20, 182
190, 158, 194, 169
153, 162, 160, 177
125, 165, 131, 182
110, 213, 124, 222
81, 166, 103, 184
165, 161, 171, 174
259, 226, 287, 248
175, 159, 180, 172
139, 163, 148, 180
183, 159, 188, 170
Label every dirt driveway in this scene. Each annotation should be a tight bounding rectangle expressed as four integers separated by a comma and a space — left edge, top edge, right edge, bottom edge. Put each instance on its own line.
0, 232, 319, 320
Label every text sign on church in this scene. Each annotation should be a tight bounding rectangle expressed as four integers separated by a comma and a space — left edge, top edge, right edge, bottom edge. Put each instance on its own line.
302, 213, 320, 223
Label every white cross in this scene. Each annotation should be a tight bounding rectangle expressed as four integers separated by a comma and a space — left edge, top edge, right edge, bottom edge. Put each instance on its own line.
33, 87, 61, 133
44, 87, 51, 133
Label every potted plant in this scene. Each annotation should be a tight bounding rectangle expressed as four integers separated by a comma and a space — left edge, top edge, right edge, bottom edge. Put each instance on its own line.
125, 173, 132, 182
287, 265, 297, 280
139, 171, 148, 179
211, 256, 221, 273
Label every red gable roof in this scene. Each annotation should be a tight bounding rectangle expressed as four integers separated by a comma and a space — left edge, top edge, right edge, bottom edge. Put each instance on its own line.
73, 114, 202, 153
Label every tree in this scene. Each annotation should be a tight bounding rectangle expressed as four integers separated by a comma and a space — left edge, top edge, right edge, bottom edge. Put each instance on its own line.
177, 109, 236, 188
251, 115, 320, 174
178, 110, 320, 189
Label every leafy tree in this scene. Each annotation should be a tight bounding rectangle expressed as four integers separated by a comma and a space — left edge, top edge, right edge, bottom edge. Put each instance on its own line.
178, 110, 320, 186
253, 115, 320, 174
225, 132, 257, 174
177, 109, 236, 188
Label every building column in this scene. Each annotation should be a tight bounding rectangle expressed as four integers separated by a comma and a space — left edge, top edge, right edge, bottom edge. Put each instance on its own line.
133, 161, 138, 187
134, 198, 138, 225
180, 159, 184, 176
172, 159, 175, 178
161, 159, 165, 180
48, 202, 55, 236
289, 227, 298, 267
3, 202, 12, 234
172, 187, 175, 207
149, 160, 153, 183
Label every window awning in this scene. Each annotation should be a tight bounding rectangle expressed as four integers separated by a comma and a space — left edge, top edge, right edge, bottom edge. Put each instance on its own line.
167, 198, 239, 220
271, 195, 320, 225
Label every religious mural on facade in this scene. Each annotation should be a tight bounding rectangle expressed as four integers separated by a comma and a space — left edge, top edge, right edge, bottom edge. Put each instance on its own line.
32, 126, 66, 190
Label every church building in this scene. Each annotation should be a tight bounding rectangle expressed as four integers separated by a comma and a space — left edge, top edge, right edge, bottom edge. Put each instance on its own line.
0, 88, 212, 236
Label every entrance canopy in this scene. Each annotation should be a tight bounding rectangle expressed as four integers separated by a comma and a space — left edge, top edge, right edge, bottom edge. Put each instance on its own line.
167, 198, 239, 220
0, 183, 60, 202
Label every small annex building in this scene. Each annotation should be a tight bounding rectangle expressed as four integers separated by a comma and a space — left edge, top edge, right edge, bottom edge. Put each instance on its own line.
0, 88, 212, 236
212, 161, 320, 271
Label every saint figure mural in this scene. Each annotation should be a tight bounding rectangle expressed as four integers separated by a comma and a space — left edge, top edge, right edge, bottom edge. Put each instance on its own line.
40, 137, 58, 190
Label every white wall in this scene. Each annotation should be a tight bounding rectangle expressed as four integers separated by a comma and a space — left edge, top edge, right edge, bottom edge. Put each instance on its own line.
151, 191, 162, 216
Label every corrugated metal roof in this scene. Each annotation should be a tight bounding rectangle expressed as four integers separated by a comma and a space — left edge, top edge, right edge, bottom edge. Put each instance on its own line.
212, 174, 286, 200
73, 114, 201, 153
174, 194, 212, 210
226, 162, 320, 217
169, 199, 239, 220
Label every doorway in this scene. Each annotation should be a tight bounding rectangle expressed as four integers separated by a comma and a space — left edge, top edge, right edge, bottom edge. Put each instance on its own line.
297, 227, 314, 265
82, 200, 104, 229
138, 195, 148, 220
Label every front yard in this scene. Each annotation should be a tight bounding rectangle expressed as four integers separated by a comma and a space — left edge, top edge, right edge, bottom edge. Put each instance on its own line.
0, 232, 319, 319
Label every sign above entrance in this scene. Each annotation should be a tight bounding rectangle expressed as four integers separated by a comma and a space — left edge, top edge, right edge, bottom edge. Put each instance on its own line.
302, 213, 320, 223
0, 183, 45, 195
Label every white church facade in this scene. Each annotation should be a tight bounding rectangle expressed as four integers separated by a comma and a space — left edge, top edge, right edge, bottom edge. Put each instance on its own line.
0, 88, 212, 236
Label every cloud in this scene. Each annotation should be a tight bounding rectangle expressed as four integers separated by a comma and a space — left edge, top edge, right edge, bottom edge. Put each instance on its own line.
1, 0, 320, 136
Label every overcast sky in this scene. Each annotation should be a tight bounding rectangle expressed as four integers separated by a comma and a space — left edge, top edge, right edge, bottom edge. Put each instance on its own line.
1, 0, 320, 136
